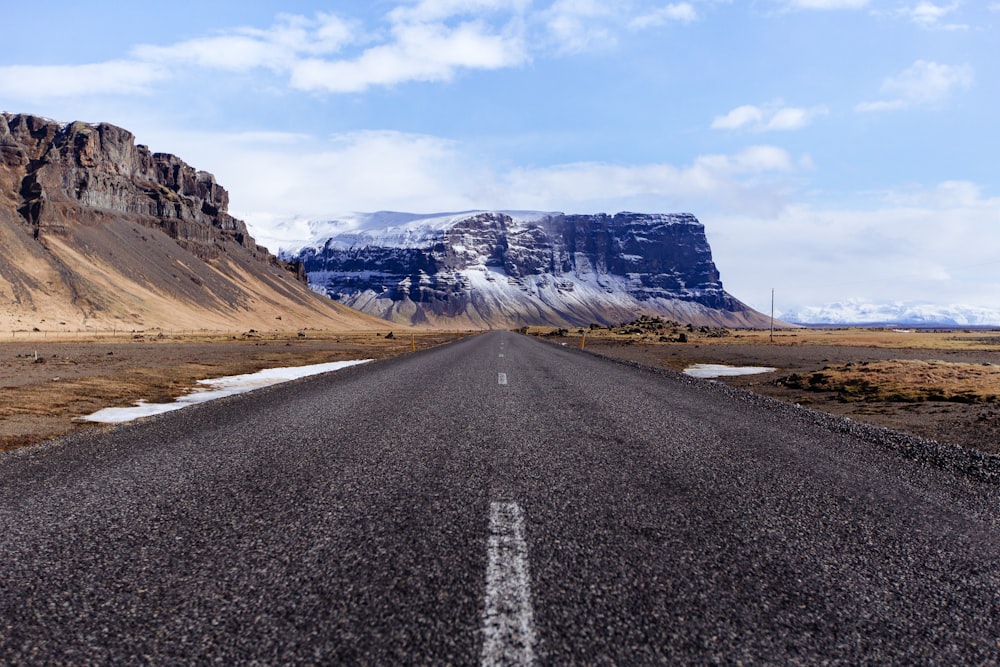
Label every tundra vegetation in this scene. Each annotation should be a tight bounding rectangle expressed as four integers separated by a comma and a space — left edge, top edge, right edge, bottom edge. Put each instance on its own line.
529, 324, 1000, 454
0, 330, 460, 452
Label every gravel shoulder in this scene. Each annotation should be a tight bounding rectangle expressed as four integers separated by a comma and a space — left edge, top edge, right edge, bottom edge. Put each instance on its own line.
570, 327, 1000, 455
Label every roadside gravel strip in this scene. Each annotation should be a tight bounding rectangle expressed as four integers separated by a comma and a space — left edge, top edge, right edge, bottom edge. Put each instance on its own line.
2, 331, 1000, 663
583, 346, 1000, 486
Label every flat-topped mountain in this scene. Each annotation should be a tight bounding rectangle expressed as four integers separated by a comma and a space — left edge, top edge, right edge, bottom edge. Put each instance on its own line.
0, 113, 386, 332
284, 211, 772, 328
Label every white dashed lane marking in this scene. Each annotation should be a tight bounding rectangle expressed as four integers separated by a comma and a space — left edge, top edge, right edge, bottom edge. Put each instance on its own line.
481, 502, 536, 666
498, 373, 508, 385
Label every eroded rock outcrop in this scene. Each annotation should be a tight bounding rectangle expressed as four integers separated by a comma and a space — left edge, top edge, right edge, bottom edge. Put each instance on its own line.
287, 211, 771, 328
0, 113, 384, 331
1, 113, 269, 262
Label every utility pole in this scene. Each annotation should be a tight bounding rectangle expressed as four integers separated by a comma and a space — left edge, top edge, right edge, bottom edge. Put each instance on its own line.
770, 288, 775, 344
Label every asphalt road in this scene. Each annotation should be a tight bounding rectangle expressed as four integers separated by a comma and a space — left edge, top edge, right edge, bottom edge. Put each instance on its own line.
2, 330, 999, 664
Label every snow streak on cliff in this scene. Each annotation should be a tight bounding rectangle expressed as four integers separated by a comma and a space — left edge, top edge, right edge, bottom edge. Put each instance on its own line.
283, 211, 772, 328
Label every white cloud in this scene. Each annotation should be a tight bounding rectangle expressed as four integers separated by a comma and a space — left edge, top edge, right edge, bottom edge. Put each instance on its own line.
0, 2, 713, 100
708, 182, 1000, 315
698, 145, 797, 173
291, 20, 527, 92
896, 1, 967, 30
766, 107, 824, 130
543, 0, 619, 53
856, 60, 973, 112
780, 0, 870, 9
204, 128, 1000, 321
498, 148, 793, 212
389, 0, 532, 23
544, 1, 700, 51
0, 61, 167, 101
193, 130, 475, 220
146, 127, 802, 245
909, 1, 955, 25
711, 105, 763, 130
629, 3, 698, 29
131, 123, 1000, 320
711, 103, 828, 131
881, 180, 986, 209
479, 145, 798, 216
142, 9, 528, 94
0, 7, 530, 102
131, 13, 357, 72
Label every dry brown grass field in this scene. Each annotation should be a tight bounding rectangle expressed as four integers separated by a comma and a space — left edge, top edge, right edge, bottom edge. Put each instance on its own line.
535, 321, 1000, 455
0, 329, 465, 452
6, 322, 1000, 457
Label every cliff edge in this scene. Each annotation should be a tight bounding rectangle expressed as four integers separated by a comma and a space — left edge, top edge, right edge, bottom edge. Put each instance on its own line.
287, 210, 773, 328
0, 113, 385, 332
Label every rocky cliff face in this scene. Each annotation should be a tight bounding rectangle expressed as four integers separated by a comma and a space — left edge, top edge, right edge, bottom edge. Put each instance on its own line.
0, 113, 382, 331
287, 211, 770, 328
1, 113, 268, 261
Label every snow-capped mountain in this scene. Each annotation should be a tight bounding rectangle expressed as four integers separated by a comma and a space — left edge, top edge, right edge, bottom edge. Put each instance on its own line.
783, 301, 1000, 326
280, 210, 773, 328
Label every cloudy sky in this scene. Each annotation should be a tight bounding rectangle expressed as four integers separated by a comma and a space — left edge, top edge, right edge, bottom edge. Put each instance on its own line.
1, 0, 998, 321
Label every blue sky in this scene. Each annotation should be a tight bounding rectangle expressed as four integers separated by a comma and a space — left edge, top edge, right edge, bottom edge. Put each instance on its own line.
1, 0, 998, 321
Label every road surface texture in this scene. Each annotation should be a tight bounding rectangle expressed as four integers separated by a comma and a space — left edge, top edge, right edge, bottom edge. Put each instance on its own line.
2, 330, 999, 664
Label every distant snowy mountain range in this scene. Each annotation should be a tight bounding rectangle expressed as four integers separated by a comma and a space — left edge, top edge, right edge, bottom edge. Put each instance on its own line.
269, 211, 999, 328
278, 210, 775, 328
781, 301, 1000, 326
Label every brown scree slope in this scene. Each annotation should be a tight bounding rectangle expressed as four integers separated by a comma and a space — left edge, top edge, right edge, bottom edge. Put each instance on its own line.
0, 113, 388, 332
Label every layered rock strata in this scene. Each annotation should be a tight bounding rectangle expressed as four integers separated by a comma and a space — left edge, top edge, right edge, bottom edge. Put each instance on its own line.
0, 113, 381, 331
288, 211, 771, 328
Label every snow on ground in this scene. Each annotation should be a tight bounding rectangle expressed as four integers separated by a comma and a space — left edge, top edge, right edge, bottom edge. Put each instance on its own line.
279, 210, 561, 253
80, 359, 372, 424
684, 364, 777, 379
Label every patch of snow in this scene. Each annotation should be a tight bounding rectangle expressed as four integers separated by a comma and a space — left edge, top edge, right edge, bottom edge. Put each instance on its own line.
80, 359, 371, 424
684, 364, 776, 378
291, 209, 747, 326
277, 210, 562, 254
501, 210, 562, 225
273, 210, 700, 256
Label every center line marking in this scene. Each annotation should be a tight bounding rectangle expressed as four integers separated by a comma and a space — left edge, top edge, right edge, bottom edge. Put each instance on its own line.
498, 373, 507, 385
481, 502, 536, 666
